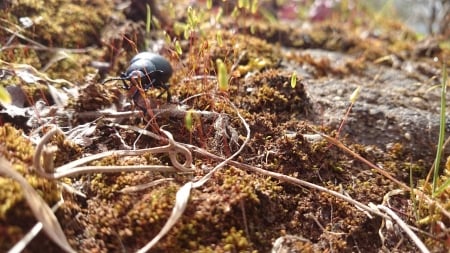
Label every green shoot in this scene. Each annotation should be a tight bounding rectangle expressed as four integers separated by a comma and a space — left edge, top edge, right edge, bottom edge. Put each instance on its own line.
215, 7, 223, 23
336, 86, 361, 139
0, 86, 11, 104
216, 31, 223, 47
164, 31, 171, 44
144, 4, 151, 49
290, 72, 297, 88
185, 110, 194, 132
175, 40, 183, 56
433, 64, 448, 196
146, 4, 151, 34
409, 163, 418, 220
216, 59, 229, 92
250, 0, 258, 14
238, 0, 246, 9
349, 86, 361, 103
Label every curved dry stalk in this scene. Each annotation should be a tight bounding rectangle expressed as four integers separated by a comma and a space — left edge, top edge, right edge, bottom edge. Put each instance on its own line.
33, 126, 193, 179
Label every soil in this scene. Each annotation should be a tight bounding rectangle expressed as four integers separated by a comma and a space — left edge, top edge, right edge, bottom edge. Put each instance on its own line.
1, 0, 449, 252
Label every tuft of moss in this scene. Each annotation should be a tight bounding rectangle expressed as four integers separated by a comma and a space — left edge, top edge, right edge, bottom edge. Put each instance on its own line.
0, 124, 60, 252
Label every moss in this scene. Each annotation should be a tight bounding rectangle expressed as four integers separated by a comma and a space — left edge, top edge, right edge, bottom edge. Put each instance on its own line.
8, 0, 114, 48
0, 124, 60, 252
1, 1, 449, 252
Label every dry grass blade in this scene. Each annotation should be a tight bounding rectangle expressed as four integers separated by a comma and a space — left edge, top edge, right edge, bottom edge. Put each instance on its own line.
377, 205, 430, 253
0, 156, 75, 253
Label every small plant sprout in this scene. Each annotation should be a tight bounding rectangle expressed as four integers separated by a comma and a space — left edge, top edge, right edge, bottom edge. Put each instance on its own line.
185, 109, 194, 132
146, 4, 151, 34
216, 58, 229, 92
336, 86, 361, 139
206, 0, 212, 10
251, 0, 258, 14
291, 72, 297, 88
349, 86, 362, 103
185, 6, 200, 39
216, 31, 223, 47
215, 7, 223, 23
433, 64, 448, 196
238, 0, 246, 9
0, 86, 11, 104
164, 31, 171, 44
175, 40, 183, 56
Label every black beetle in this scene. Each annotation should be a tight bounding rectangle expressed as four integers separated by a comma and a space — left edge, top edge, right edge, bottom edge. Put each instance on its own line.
103, 52, 173, 102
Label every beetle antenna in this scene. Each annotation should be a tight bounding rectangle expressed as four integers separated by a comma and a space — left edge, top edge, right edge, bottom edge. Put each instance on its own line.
101, 77, 127, 84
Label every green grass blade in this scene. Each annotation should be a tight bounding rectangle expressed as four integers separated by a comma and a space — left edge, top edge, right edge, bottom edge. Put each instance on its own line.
432, 64, 447, 196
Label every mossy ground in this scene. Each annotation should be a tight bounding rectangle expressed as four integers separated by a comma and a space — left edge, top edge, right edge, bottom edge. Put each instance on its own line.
1, 0, 449, 252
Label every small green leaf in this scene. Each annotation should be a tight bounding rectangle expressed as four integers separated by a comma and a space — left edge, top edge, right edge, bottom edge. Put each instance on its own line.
251, 0, 258, 14
290, 72, 297, 88
185, 110, 194, 132
0, 86, 11, 104
216, 59, 229, 92
216, 32, 223, 47
164, 31, 171, 44
146, 4, 151, 34
175, 40, 182, 55
215, 7, 223, 22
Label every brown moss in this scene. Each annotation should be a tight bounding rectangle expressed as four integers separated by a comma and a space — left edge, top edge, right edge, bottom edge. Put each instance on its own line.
8, 0, 114, 48
236, 69, 311, 117
0, 124, 60, 252
1, 1, 449, 252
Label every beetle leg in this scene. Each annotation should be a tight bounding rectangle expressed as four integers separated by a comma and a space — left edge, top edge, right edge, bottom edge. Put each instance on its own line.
155, 83, 171, 102
121, 79, 130, 89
